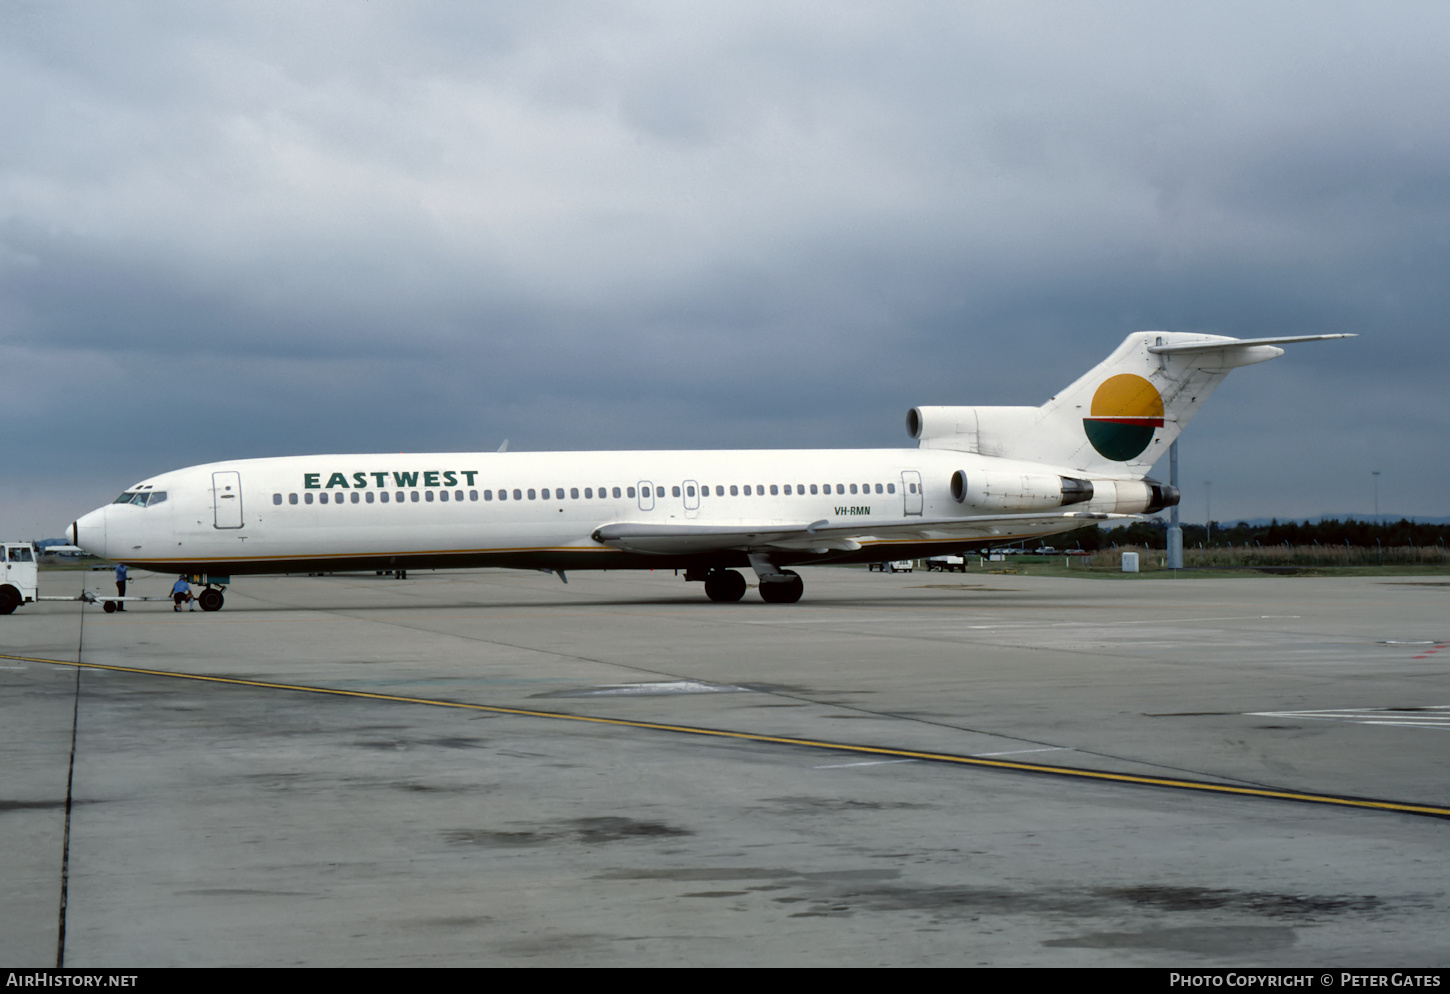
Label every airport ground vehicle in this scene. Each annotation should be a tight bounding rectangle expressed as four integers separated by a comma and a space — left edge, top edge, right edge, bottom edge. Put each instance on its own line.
0, 543, 37, 614
924, 556, 968, 572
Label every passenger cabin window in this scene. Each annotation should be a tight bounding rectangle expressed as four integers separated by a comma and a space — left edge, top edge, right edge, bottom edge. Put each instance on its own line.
627, 487, 636, 498
351, 492, 360, 503
319, 493, 328, 504
305, 493, 314, 504
366, 492, 375, 503
273, 493, 282, 505
770, 485, 779, 496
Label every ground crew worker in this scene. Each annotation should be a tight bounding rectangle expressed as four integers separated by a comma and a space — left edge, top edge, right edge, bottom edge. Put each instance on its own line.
114, 562, 128, 611
172, 575, 196, 612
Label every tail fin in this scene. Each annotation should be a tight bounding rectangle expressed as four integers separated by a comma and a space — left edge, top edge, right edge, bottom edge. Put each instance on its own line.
910, 332, 1352, 476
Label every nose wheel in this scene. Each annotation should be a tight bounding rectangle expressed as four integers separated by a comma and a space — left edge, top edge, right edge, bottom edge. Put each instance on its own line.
198, 587, 225, 612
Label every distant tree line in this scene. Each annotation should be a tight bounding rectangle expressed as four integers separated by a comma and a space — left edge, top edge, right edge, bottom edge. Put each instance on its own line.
1051, 518, 1450, 552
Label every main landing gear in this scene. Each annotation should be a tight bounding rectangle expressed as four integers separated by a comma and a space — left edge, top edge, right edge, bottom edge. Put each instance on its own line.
693, 563, 805, 604
758, 569, 803, 604
703, 569, 747, 602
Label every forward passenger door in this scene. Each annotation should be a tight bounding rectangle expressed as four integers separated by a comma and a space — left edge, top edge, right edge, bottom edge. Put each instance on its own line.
213, 471, 244, 528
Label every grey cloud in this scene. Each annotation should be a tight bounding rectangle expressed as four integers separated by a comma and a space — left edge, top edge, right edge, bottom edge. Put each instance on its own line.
3, 2, 1448, 537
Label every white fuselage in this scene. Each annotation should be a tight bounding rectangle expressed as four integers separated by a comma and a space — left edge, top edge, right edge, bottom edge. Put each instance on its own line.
73, 447, 1145, 575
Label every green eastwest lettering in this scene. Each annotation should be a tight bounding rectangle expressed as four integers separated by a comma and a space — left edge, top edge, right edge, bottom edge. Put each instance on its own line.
304, 469, 480, 490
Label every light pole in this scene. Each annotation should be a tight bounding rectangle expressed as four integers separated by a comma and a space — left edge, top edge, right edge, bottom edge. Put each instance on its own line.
1372, 471, 1381, 522
1167, 440, 1182, 569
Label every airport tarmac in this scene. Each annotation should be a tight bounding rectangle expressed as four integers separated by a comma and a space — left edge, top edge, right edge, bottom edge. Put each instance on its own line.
3, 565, 1448, 967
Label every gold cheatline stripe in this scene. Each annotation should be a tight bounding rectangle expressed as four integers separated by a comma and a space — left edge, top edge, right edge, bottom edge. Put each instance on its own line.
7, 653, 1448, 820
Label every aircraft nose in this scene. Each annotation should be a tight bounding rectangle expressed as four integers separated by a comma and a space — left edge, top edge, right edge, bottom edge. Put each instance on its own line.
73, 507, 108, 558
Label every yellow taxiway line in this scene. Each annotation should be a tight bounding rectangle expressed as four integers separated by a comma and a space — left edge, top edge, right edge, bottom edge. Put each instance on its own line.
6, 652, 1449, 820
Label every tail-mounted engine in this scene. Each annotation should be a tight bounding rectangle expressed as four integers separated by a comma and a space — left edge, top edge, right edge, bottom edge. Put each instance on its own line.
948, 470, 1094, 512
946, 471, 1179, 515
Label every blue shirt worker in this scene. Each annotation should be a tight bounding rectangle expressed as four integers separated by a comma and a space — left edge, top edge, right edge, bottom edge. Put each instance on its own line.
172, 575, 196, 612
114, 563, 128, 612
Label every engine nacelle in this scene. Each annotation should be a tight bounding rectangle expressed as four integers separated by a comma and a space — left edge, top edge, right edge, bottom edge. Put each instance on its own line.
948, 470, 1094, 512
1090, 480, 1181, 514
908, 405, 1040, 455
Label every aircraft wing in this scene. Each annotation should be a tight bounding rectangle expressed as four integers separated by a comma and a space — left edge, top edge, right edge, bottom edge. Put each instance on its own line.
592, 511, 1136, 556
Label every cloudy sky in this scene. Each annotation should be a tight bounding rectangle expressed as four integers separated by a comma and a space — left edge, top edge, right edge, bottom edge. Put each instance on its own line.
3, 1, 1447, 538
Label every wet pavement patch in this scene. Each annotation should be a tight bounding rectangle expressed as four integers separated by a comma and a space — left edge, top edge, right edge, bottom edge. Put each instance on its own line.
443, 817, 692, 848
1044, 925, 1297, 954
1101, 885, 1384, 918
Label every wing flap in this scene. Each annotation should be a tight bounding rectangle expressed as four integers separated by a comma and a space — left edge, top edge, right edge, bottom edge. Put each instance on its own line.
592, 512, 1134, 556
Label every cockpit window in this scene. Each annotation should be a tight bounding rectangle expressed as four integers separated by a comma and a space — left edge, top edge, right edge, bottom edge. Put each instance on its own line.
147, 491, 167, 506
113, 492, 138, 504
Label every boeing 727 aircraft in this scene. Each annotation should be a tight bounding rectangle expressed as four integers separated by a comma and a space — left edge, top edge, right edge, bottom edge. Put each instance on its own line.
67, 332, 1349, 609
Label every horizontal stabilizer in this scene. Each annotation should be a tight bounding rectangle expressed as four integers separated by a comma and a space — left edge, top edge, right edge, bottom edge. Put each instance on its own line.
1146, 334, 1356, 354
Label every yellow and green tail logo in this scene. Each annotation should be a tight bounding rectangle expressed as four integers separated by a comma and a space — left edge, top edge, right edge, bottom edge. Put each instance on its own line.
1083, 374, 1164, 461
